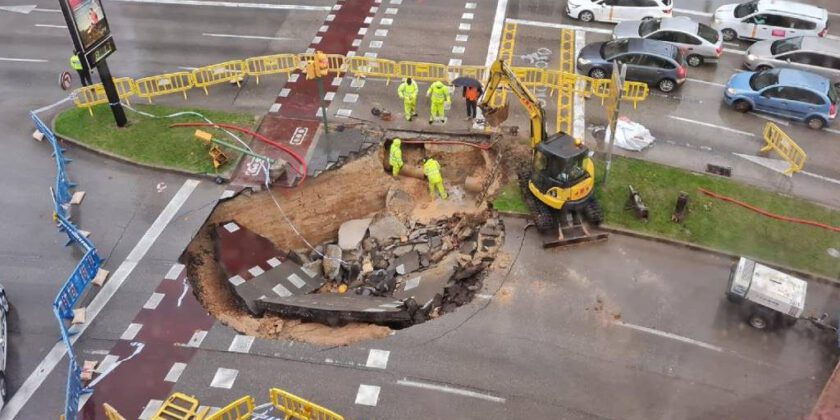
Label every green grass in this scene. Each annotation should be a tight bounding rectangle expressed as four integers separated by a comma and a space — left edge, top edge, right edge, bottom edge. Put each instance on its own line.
595, 157, 839, 278
492, 180, 530, 214
54, 104, 257, 174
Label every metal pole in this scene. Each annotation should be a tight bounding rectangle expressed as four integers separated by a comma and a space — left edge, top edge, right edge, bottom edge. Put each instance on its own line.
95, 60, 127, 127
317, 77, 329, 135
603, 64, 626, 186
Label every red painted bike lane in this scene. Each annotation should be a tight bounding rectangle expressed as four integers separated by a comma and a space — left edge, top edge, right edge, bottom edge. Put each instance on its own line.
232, 0, 377, 188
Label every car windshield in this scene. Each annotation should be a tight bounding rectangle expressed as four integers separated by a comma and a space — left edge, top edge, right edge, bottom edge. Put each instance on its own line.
601, 39, 629, 59
734, 0, 758, 18
770, 37, 803, 55
749, 70, 779, 90
639, 19, 661, 37
697, 23, 719, 44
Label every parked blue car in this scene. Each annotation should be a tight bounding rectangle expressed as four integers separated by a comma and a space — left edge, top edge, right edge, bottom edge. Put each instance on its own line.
724, 68, 837, 129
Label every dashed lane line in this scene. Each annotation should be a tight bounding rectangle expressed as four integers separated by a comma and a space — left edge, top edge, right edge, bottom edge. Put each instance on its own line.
485, 0, 509, 66
673, 8, 712, 17
34, 24, 65, 29
396, 378, 506, 403
228, 335, 255, 353
0, 178, 200, 420
0, 57, 48, 63
366, 349, 390, 369
615, 321, 724, 352
355, 384, 381, 406
668, 116, 756, 137
686, 78, 725, 88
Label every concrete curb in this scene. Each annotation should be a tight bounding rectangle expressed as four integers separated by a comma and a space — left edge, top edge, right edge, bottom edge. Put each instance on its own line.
49, 114, 239, 181
599, 224, 839, 286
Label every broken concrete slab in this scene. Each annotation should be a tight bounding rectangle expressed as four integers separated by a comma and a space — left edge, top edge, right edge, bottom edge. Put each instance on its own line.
322, 244, 343, 280
338, 218, 373, 250
393, 245, 413, 257
368, 215, 408, 242
215, 221, 286, 281
393, 251, 421, 276
256, 294, 412, 325
394, 253, 458, 306
386, 187, 414, 221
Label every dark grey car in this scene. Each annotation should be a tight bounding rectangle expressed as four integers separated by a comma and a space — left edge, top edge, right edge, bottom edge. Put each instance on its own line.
576, 38, 687, 92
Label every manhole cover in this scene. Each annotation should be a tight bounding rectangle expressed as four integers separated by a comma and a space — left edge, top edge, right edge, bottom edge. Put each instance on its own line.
828, 248, 840, 259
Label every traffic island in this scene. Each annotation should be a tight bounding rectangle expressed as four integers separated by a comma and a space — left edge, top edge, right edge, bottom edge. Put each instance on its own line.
53, 104, 258, 176
183, 138, 508, 345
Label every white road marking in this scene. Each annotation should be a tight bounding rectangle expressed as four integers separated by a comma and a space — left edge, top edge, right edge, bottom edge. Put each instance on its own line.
573, 30, 586, 141
380, 18, 393, 25
686, 78, 724, 87
449, 58, 462, 66
825, 34, 840, 41
466, 2, 476, 9
185, 330, 208, 348
34, 24, 65, 29
485, 0, 509, 66
507, 18, 612, 35
366, 349, 390, 369
459, 22, 472, 31
673, 8, 712, 17
210, 368, 239, 389
164, 362, 187, 383
109, 0, 331, 11
668, 116, 756, 137
143, 292, 165, 310
95, 355, 119, 374
355, 384, 381, 406
228, 335, 255, 353
0, 5, 37, 14
723, 48, 745, 55
248, 265, 265, 277
456, 34, 469, 42
825, 127, 840, 135
396, 378, 506, 403
120, 323, 143, 340
202, 33, 292, 41
0, 57, 48, 63
748, 112, 789, 126
177, 66, 197, 71
176, 278, 189, 307
722, 41, 740, 47
452, 46, 466, 54
34, 8, 62, 13
802, 171, 840, 186
228, 275, 245, 286
475, 293, 493, 299
615, 321, 724, 352
139, 399, 164, 420
462, 12, 474, 20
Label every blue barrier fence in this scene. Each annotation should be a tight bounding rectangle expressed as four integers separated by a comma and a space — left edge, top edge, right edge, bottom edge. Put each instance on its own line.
33, 108, 100, 420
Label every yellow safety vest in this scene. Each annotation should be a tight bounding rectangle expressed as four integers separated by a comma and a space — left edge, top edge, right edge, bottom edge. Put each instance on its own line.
70, 55, 83, 71
398, 82, 417, 100
423, 159, 442, 183
427, 82, 450, 104
389, 142, 403, 166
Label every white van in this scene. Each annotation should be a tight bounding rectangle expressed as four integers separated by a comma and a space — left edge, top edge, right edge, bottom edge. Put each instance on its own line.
566, 0, 674, 24
712, 0, 829, 42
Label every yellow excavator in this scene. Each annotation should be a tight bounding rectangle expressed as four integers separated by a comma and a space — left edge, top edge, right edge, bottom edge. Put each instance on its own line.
480, 59, 606, 246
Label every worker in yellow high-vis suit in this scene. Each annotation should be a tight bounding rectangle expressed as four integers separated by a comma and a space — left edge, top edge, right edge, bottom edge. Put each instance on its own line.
423, 157, 447, 199
70, 51, 92, 86
389, 138, 403, 177
426, 80, 451, 125
397, 78, 418, 121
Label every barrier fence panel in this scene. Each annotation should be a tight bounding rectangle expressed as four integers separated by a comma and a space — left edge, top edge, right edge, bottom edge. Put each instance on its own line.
399, 61, 448, 83
270, 388, 344, 420
63, 359, 86, 420
72, 77, 136, 113
103, 404, 127, 420
510, 66, 545, 90
203, 395, 254, 420
153, 392, 201, 420
762, 122, 807, 175
446, 65, 486, 84
31, 112, 77, 217
245, 54, 299, 84
346, 56, 398, 85
134, 71, 194, 103
192, 60, 247, 95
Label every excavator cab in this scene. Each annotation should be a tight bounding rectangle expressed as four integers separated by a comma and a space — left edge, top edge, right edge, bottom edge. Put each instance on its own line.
528, 133, 596, 212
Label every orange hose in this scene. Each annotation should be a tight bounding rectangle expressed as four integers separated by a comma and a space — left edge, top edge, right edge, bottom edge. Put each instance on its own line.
698, 187, 840, 233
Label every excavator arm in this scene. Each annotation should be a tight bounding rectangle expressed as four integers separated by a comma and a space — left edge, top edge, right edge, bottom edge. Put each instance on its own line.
479, 59, 548, 148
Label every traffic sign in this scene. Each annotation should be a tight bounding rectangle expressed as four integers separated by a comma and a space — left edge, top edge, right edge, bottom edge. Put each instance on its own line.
60, 71, 72, 90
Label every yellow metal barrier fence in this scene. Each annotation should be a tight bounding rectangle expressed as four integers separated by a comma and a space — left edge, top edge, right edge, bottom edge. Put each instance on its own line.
71, 53, 650, 109
245, 53, 299, 84
192, 60, 247, 94
73, 77, 136, 114
134, 71, 194, 103
761, 122, 807, 175
345, 56, 398, 85
102, 403, 127, 420
153, 392, 200, 420
201, 395, 254, 420
270, 387, 344, 420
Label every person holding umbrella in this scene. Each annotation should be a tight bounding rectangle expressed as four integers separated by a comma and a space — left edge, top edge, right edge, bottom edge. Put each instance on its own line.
452, 77, 483, 121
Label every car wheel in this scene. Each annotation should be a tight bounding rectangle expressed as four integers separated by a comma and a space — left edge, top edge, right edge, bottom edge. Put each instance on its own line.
641, 16, 654, 21
0, 373, 7, 403
579, 10, 594, 22
756, 65, 772, 72
721, 29, 737, 42
687, 54, 703, 67
589, 68, 607, 79
806, 116, 826, 130
657, 78, 676, 93
748, 313, 768, 329
733, 100, 751, 113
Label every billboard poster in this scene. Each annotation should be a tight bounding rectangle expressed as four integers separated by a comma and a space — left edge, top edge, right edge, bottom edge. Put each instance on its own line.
66, 0, 110, 50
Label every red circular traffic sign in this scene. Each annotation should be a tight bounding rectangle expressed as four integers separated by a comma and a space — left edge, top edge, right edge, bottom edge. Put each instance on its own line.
59, 71, 72, 91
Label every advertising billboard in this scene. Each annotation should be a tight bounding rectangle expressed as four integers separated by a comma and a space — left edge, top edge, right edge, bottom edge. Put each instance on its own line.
60, 0, 116, 68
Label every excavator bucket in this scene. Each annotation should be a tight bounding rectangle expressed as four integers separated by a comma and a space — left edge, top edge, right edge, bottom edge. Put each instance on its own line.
480, 103, 510, 127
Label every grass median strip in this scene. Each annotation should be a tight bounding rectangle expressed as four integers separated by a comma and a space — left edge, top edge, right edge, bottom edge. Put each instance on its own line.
493, 156, 839, 278
54, 104, 258, 174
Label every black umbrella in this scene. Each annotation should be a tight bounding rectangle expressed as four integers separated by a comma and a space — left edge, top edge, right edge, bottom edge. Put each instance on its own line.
451, 76, 483, 89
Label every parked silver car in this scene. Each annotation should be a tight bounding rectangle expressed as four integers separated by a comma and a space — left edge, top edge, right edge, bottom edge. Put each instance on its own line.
613, 17, 723, 67
744, 36, 840, 87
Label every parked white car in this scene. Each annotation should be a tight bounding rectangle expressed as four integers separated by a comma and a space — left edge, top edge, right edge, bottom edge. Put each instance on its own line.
566, 0, 673, 24
712, 0, 828, 42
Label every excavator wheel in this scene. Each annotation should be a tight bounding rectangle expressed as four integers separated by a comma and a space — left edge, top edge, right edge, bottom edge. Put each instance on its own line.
582, 199, 603, 225
517, 171, 557, 233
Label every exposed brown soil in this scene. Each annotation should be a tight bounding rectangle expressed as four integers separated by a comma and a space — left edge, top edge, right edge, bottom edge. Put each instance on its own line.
185, 144, 504, 346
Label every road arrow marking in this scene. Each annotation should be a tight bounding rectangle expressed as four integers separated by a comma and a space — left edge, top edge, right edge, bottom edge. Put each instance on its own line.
0, 5, 37, 14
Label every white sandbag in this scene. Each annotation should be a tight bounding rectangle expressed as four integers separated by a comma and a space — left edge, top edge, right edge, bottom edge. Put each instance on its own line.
605, 116, 655, 151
